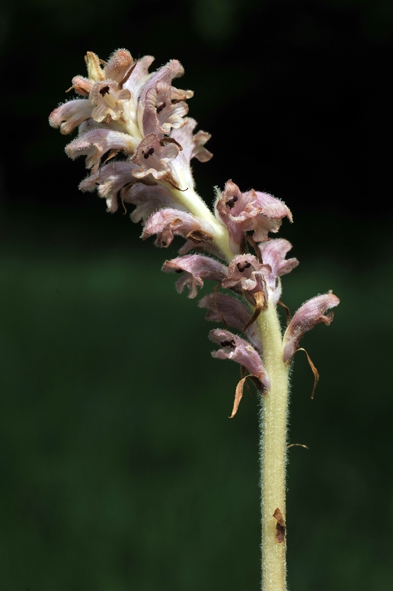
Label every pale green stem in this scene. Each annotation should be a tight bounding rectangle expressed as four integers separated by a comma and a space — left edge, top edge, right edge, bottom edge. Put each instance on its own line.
170, 186, 234, 261
257, 304, 289, 591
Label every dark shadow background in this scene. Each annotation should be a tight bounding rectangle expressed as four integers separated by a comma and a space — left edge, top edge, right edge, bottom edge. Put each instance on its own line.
0, 0, 392, 589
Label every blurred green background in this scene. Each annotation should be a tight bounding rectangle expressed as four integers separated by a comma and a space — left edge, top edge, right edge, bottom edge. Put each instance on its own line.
1, 0, 392, 590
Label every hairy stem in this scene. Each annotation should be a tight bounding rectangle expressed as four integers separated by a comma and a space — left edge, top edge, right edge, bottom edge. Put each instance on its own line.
171, 180, 290, 589
257, 303, 289, 591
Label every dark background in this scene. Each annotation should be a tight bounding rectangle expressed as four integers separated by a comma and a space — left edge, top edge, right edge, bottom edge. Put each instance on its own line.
0, 0, 392, 589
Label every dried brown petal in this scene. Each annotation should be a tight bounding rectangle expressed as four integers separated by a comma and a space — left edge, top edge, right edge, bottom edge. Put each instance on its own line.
296, 348, 319, 399
273, 508, 286, 544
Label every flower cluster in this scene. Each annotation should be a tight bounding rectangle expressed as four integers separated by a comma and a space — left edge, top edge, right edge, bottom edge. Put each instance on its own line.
50, 48, 339, 416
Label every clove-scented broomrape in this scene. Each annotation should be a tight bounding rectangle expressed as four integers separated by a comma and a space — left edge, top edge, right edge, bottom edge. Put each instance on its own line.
49, 48, 339, 591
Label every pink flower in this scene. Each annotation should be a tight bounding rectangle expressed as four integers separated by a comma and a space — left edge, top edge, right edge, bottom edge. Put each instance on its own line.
162, 255, 227, 298
222, 254, 270, 296
209, 330, 269, 389
142, 208, 216, 249
49, 99, 93, 135
283, 293, 340, 363
131, 133, 182, 187
122, 184, 182, 224
209, 329, 270, 417
79, 161, 138, 213
139, 59, 192, 136
66, 128, 138, 173
215, 180, 292, 250
209, 328, 270, 390
199, 293, 262, 352
259, 239, 299, 305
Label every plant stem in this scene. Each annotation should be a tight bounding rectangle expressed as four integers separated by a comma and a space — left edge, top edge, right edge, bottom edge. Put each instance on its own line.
257, 303, 290, 591
170, 186, 235, 261
170, 182, 290, 589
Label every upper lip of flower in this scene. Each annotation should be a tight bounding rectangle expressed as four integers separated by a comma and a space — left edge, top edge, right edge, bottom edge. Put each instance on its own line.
283, 292, 340, 363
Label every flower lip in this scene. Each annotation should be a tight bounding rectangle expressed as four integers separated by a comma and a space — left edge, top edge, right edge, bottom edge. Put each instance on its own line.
132, 133, 180, 187
89, 81, 132, 124
259, 239, 299, 305
65, 128, 138, 172
209, 329, 270, 391
222, 254, 270, 295
49, 99, 93, 135
162, 254, 228, 298
78, 161, 138, 213
142, 208, 215, 249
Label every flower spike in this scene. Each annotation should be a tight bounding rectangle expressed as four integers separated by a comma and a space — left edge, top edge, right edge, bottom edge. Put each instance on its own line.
50, 46, 340, 591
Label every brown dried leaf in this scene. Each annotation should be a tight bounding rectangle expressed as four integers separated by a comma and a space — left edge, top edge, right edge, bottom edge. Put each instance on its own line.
296, 347, 319, 399
243, 291, 266, 331
273, 508, 286, 544
229, 373, 267, 418
229, 375, 248, 419
278, 299, 291, 326
287, 443, 309, 450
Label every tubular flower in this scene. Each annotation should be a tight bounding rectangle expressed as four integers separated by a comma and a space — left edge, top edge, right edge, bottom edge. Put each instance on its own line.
141, 208, 217, 249
162, 255, 228, 299
283, 293, 340, 363
222, 254, 270, 296
209, 329, 270, 392
259, 239, 299, 305
199, 293, 262, 352
214, 180, 292, 251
